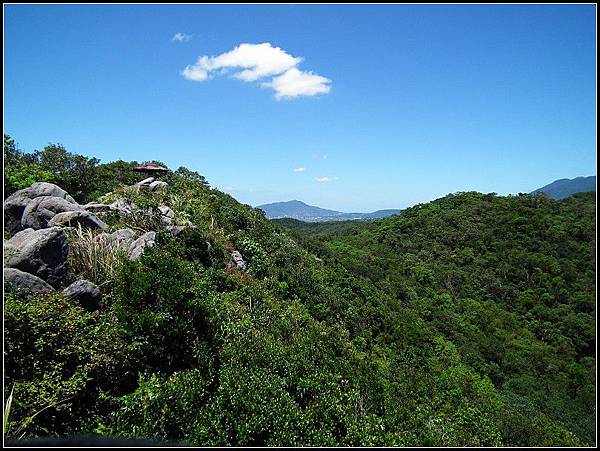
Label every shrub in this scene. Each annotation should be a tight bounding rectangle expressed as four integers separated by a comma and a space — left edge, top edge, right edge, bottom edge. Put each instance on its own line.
110, 246, 214, 375
4, 290, 122, 438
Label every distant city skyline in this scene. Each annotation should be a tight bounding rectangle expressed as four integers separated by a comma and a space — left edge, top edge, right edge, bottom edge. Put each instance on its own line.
4, 4, 596, 211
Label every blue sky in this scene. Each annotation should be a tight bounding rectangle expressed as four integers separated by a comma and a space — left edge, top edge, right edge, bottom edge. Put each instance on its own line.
4, 4, 596, 211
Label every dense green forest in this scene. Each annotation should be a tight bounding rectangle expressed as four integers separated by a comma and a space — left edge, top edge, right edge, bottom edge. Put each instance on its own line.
3, 135, 596, 446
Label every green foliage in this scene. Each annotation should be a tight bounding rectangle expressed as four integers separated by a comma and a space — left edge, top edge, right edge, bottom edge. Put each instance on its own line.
3, 135, 143, 203
284, 191, 595, 445
4, 163, 54, 196
4, 290, 126, 438
110, 245, 214, 375
3, 134, 54, 197
3, 137, 595, 446
35, 143, 101, 202
173, 166, 209, 187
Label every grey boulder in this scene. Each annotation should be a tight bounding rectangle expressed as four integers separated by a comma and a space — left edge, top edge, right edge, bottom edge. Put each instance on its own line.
138, 176, 155, 185
21, 196, 82, 230
62, 280, 101, 311
149, 181, 169, 192
158, 206, 175, 218
48, 210, 108, 231
4, 268, 55, 295
106, 228, 136, 248
4, 226, 69, 286
158, 206, 175, 225
4, 182, 78, 234
108, 198, 136, 215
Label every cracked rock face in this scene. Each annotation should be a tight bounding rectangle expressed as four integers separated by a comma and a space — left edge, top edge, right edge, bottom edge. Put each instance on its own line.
4, 227, 69, 287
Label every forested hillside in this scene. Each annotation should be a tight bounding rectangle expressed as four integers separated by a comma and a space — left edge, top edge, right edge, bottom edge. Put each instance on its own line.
279, 190, 597, 446
3, 135, 596, 446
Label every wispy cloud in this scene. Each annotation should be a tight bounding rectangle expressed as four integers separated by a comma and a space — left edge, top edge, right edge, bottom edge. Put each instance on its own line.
316, 176, 338, 183
181, 42, 331, 99
312, 153, 328, 160
293, 166, 306, 172
172, 32, 192, 42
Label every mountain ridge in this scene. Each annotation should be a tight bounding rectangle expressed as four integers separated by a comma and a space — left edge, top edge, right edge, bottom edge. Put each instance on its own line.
531, 175, 595, 199
257, 199, 401, 222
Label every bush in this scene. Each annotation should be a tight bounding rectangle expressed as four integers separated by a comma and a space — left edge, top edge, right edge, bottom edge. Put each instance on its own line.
110, 245, 214, 375
4, 290, 123, 438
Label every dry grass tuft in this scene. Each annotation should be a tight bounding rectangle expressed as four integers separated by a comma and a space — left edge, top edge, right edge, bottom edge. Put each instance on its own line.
66, 225, 127, 285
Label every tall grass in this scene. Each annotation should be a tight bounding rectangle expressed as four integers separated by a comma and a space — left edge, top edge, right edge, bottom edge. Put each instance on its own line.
66, 225, 127, 286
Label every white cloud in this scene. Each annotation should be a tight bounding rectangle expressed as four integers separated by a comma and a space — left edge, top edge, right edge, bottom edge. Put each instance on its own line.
316, 176, 338, 183
181, 65, 208, 81
264, 68, 331, 100
293, 166, 306, 172
172, 32, 192, 42
181, 42, 331, 99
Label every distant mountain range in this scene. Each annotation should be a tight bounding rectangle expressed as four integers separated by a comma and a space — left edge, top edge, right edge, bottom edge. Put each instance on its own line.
259, 176, 595, 222
531, 175, 595, 199
257, 200, 402, 222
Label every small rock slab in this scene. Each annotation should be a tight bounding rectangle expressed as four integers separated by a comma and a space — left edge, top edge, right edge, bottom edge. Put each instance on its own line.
231, 250, 247, 271
48, 210, 108, 231
83, 203, 113, 213
136, 177, 155, 186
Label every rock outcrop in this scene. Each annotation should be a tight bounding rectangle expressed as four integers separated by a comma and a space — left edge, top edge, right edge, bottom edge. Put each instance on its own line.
3, 177, 178, 298
4, 182, 78, 233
